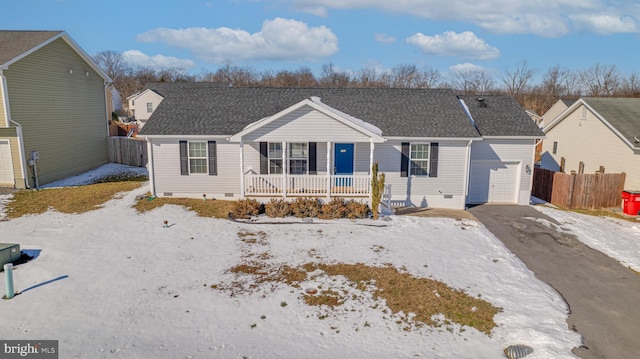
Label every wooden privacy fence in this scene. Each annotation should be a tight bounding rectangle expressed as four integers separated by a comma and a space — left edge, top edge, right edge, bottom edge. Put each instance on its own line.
108, 137, 147, 167
532, 168, 626, 209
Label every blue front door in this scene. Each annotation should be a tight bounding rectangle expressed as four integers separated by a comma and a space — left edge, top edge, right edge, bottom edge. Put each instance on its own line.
334, 143, 354, 186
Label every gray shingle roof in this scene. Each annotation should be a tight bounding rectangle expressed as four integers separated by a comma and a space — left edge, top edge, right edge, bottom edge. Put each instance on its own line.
583, 97, 640, 145
0, 30, 62, 65
458, 95, 544, 137
142, 81, 230, 98
140, 86, 536, 139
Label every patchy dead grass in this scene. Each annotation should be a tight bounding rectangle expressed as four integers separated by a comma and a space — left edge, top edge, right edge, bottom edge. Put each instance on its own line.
213, 231, 500, 335
303, 289, 344, 307
313, 263, 500, 334
5, 182, 143, 218
537, 204, 638, 223
134, 195, 237, 219
568, 207, 638, 222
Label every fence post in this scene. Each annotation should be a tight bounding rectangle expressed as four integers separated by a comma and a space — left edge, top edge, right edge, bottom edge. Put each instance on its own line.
567, 172, 576, 209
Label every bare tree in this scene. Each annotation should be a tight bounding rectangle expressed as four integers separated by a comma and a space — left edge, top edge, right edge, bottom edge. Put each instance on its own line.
134, 66, 159, 88
295, 67, 319, 87
499, 61, 536, 98
319, 63, 351, 88
392, 64, 420, 88
93, 50, 128, 81
621, 72, 640, 96
416, 65, 442, 89
580, 63, 620, 97
451, 67, 495, 94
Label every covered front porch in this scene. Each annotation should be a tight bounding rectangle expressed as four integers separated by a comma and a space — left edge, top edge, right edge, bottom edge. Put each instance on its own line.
244, 173, 371, 197
229, 96, 387, 200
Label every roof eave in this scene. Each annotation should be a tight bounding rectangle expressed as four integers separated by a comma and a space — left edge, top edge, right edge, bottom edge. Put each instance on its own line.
2, 31, 112, 83
229, 98, 385, 143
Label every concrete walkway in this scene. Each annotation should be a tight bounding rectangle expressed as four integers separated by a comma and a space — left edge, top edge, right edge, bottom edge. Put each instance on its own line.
469, 204, 640, 359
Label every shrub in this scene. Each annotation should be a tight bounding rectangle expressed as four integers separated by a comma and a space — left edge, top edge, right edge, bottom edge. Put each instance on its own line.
319, 198, 348, 219
290, 197, 322, 218
232, 199, 263, 219
370, 162, 385, 220
345, 200, 371, 219
265, 198, 291, 217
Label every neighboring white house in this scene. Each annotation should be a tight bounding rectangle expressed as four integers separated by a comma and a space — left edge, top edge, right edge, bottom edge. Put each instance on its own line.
139, 87, 543, 210
541, 97, 640, 191
127, 89, 164, 128
127, 82, 230, 128
541, 99, 575, 128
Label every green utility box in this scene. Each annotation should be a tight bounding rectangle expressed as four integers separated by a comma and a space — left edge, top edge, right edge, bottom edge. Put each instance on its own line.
0, 243, 21, 268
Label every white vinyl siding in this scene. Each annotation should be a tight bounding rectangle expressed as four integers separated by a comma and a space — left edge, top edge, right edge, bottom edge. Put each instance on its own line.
131, 90, 163, 121
375, 140, 468, 209
243, 106, 372, 143
151, 139, 240, 198
470, 139, 535, 205
542, 105, 640, 190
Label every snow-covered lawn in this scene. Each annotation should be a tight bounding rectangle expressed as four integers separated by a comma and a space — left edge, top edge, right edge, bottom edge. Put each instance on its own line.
9, 164, 639, 358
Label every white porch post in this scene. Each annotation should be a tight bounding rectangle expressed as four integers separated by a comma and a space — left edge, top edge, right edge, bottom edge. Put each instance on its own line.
282, 141, 287, 199
239, 140, 245, 198
369, 140, 375, 201
326, 141, 331, 200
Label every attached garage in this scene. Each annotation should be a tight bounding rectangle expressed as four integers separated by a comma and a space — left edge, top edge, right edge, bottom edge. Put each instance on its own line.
468, 160, 521, 204
0, 139, 15, 186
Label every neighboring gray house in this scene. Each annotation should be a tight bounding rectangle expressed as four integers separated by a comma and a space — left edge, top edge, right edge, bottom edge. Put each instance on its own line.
139, 87, 543, 210
0, 30, 111, 189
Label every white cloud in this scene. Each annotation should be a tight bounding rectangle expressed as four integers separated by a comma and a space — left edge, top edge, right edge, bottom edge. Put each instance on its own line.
283, 0, 639, 37
570, 14, 638, 34
449, 62, 486, 74
406, 31, 500, 61
136, 18, 338, 63
374, 33, 396, 43
122, 50, 197, 70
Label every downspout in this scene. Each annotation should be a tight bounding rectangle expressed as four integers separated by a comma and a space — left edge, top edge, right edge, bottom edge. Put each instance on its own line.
239, 139, 245, 198
1, 70, 29, 189
462, 139, 474, 209
104, 82, 112, 138
145, 138, 156, 197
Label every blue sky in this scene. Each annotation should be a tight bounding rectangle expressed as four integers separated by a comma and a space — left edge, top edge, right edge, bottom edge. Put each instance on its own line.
4, 0, 640, 83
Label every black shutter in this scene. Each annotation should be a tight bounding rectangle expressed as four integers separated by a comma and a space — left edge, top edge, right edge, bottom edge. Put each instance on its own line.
208, 141, 217, 175
179, 141, 188, 175
260, 142, 268, 174
429, 142, 438, 178
401, 142, 409, 177
309, 142, 317, 175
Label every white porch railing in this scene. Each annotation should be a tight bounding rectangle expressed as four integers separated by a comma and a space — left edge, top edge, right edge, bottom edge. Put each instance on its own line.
244, 174, 371, 197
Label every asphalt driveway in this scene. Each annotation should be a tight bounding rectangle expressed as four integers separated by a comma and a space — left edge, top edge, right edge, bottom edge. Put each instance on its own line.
468, 204, 640, 359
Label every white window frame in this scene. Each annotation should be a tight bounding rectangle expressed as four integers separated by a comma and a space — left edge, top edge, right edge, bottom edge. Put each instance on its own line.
268, 143, 283, 174
410, 143, 430, 176
288, 142, 309, 175
188, 141, 208, 174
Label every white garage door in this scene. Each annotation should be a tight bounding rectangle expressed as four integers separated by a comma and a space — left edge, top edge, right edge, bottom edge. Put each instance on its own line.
469, 161, 519, 203
0, 140, 15, 185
